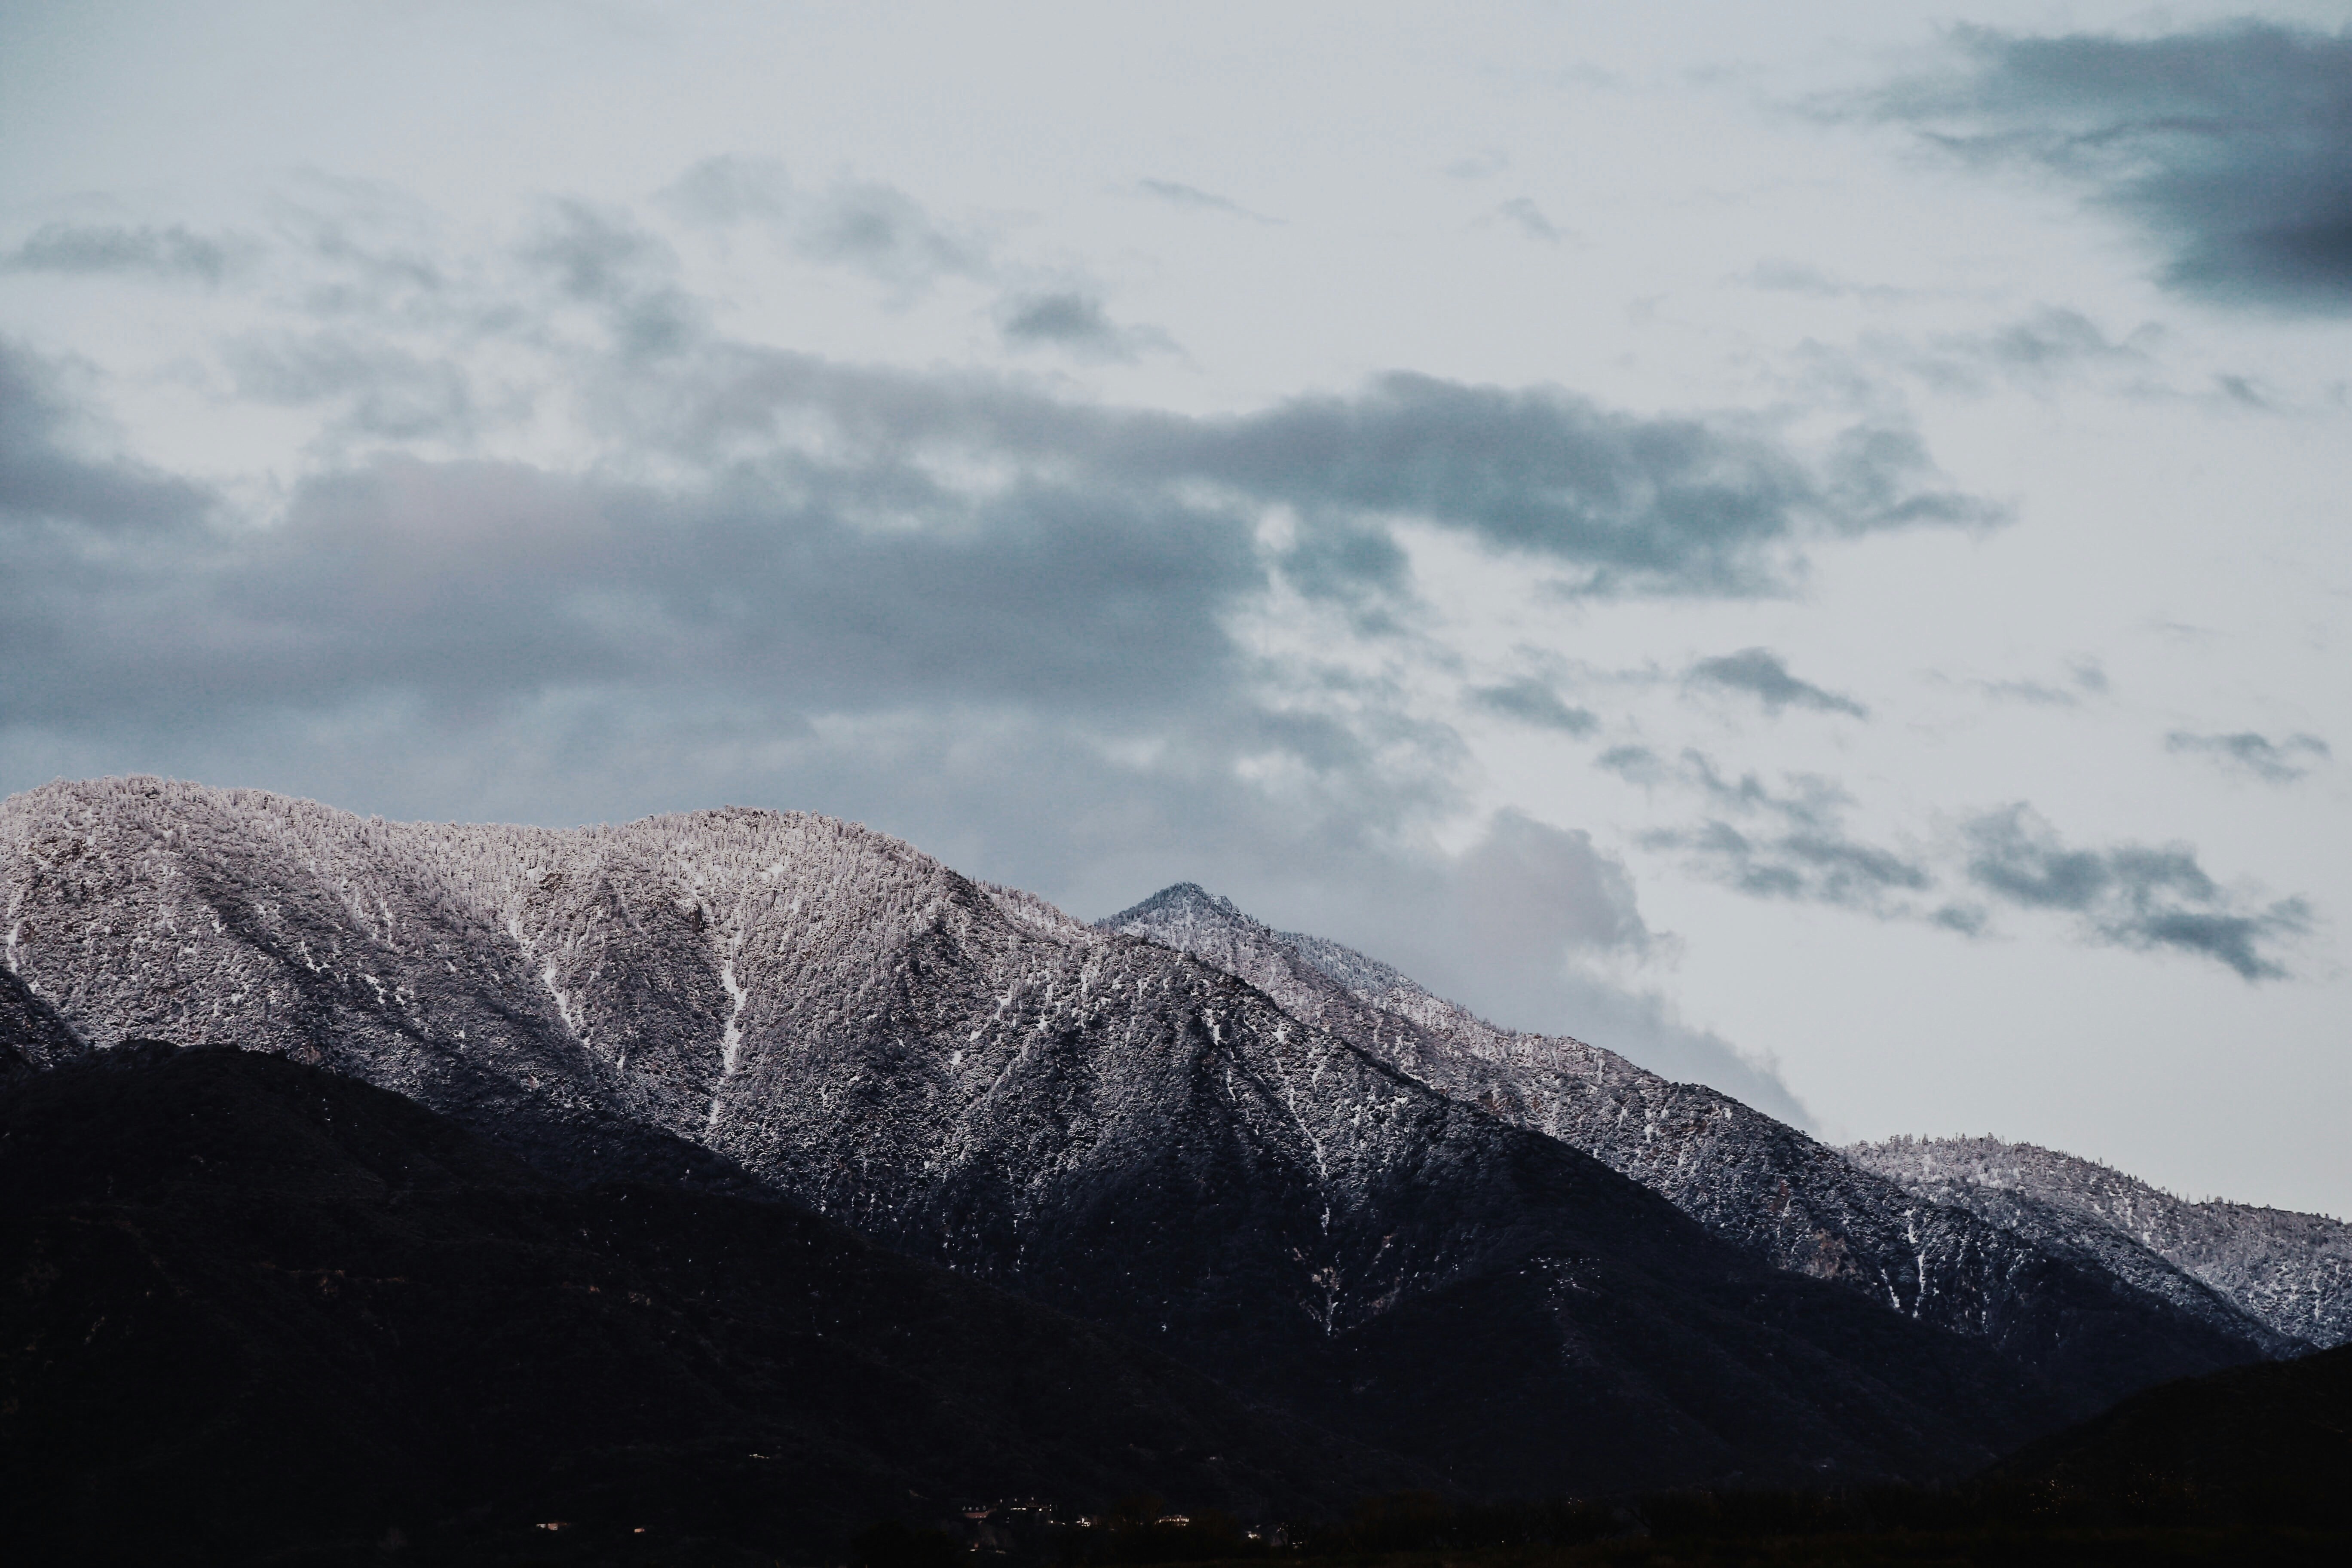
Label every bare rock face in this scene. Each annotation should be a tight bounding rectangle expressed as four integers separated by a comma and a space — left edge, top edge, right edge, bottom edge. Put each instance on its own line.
0, 778, 2235, 1494
1100, 883, 2304, 1402
1850, 1136, 2352, 1351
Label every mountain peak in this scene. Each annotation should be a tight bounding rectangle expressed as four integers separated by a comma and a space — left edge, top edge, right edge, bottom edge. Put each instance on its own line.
1102, 881, 1255, 931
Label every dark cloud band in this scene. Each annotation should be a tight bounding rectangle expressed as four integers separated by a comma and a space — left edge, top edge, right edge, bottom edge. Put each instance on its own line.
1873, 21, 2352, 312
1961, 804, 2311, 980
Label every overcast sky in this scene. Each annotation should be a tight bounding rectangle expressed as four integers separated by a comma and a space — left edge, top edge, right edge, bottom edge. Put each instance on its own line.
4, 1, 2346, 1211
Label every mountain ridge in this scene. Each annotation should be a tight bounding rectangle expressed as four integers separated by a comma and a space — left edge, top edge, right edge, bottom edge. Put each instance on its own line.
1850, 1135, 2352, 1351
1099, 881, 2307, 1390
0, 776, 2290, 1498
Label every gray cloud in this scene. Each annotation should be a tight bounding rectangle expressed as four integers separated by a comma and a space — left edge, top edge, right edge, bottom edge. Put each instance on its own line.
1645, 816, 1933, 909
273, 200, 454, 322
582, 337, 1991, 605
796, 182, 989, 288
1961, 804, 2311, 980
1642, 754, 1928, 913
1249, 807, 1815, 1127
3, 222, 236, 284
521, 200, 706, 360
1978, 679, 2077, 707
1904, 307, 2155, 395
0, 340, 212, 539
225, 331, 477, 442
1687, 646, 1868, 717
1874, 21, 2352, 312
1742, 259, 1906, 301
1972, 657, 2108, 707
996, 291, 1169, 361
1621, 749, 2310, 977
25, 183, 1991, 616
7, 201, 1998, 746
1135, 179, 1279, 224
524, 199, 672, 303
0, 184, 2015, 1072
1494, 198, 1566, 243
153, 453, 1256, 722
1470, 678, 1598, 735
1960, 307, 2149, 373
1454, 808, 1652, 957
658, 156, 798, 225
2211, 372, 2264, 407
2166, 729, 2331, 783
661, 156, 989, 292
1444, 150, 1511, 181
1803, 308, 2163, 413
1610, 741, 2313, 977
1596, 744, 1669, 786
1161, 377, 1997, 597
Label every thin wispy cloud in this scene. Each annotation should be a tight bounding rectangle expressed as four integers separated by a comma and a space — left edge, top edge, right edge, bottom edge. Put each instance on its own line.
1605, 744, 2309, 980
1741, 258, 1906, 301
1971, 658, 2108, 707
1687, 648, 1868, 717
1639, 753, 1927, 914
1135, 179, 1280, 224
1470, 678, 1599, 735
2167, 729, 2331, 784
661, 156, 992, 293
1492, 198, 1568, 244
3, 222, 240, 285
996, 291, 1171, 362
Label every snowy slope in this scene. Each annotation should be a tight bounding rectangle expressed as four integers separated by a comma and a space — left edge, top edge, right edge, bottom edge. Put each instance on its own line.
1850, 1136, 2352, 1351
0, 778, 2257, 1490
1101, 882, 2307, 1388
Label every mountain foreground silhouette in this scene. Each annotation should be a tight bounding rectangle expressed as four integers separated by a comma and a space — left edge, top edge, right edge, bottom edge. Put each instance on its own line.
3, 778, 2334, 1544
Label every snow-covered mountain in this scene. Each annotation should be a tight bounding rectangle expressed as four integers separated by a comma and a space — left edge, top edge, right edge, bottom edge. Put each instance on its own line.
1849, 1136, 2352, 1352
0, 778, 2280, 1493
1100, 883, 2311, 1387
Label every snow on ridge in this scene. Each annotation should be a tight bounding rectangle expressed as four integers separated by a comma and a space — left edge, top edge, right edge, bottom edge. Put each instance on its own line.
1101, 879, 2316, 1363
0, 777, 2324, 1413
1850, 1134, 2352, 1349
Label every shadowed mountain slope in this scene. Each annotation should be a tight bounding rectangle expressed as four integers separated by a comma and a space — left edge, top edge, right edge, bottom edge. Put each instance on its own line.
1987, 1342, 2352, 1529
0, 777, 2074, 1496
0, 1043, 1419, 1564
0, 965, 82, 1077
1100, 883, 2295, 1406
1852, 1136, 2352, 1351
